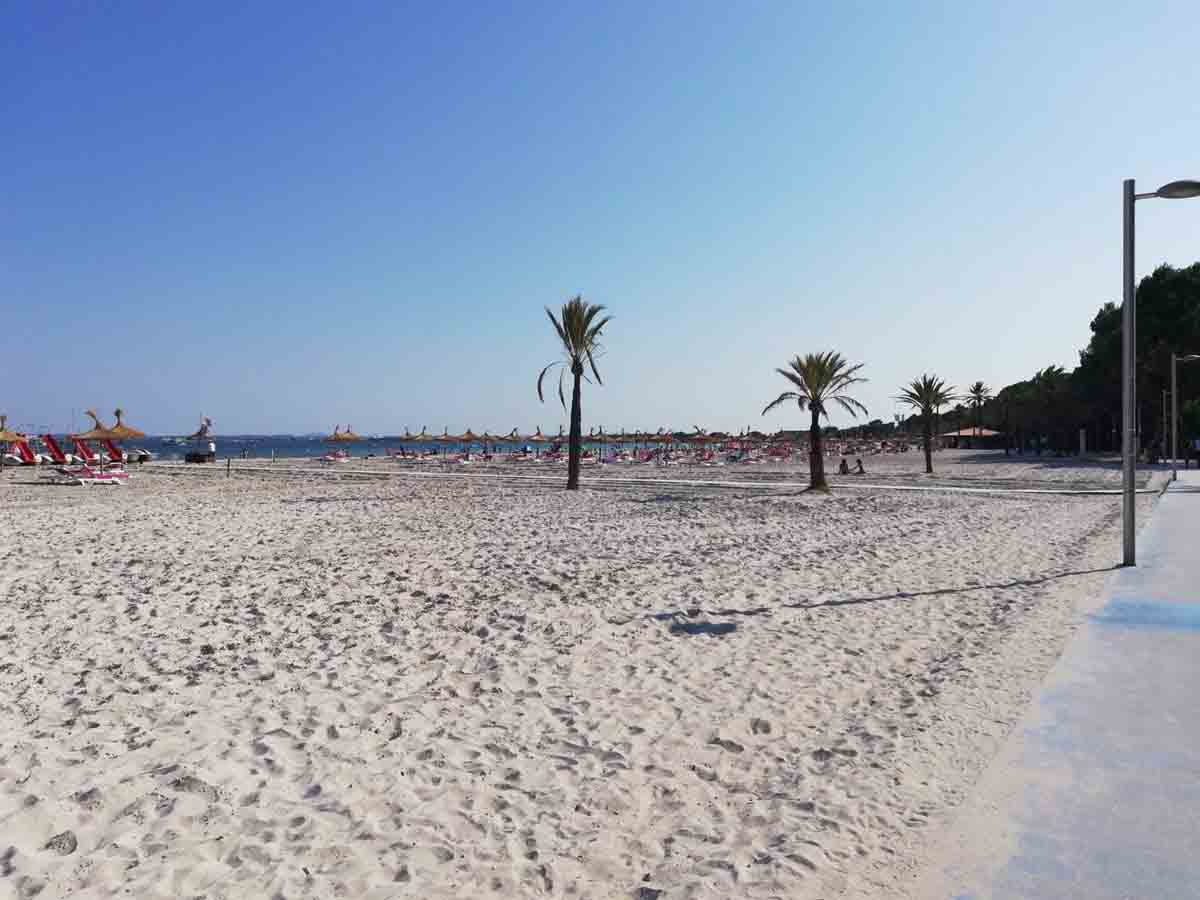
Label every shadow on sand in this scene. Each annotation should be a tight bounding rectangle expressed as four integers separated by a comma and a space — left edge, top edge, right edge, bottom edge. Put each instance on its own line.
649, 566, 1120, 627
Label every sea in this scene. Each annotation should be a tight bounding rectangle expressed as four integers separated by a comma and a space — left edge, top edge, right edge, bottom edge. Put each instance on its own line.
149, 434, 575, 462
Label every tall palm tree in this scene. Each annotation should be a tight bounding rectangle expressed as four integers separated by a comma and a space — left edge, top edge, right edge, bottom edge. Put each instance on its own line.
1030, 365, 1067, 453
762, 351, 868, 491
537, 295, 612, 490
897, 374, 957, 474
966, 381, 992, 435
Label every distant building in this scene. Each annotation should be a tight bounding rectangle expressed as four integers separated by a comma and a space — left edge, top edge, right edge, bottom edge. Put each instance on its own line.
941, 426, 1002, 449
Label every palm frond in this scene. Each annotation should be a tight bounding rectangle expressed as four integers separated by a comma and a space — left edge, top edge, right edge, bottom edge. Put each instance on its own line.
762, 391, 802, 416
545, 307, 568, 349
537, 296, 612, 424
895, 374, 957, 413
586, 348, 603, 384
775, 367, 807, 391
833, 396, 870, 418
537, 361, 561, 403
763, 351, 867, 420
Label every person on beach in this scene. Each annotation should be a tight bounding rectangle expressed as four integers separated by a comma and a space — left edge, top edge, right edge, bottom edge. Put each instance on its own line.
854, 458, 865, 475
838, 458, 850, 475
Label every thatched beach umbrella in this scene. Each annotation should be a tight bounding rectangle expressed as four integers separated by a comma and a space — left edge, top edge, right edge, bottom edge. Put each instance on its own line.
327, 425, 363, 443
189, 415, 214, 440
0, 414, 23, 444
0, 414, 24, 473
523, 427, 551, 445
71, 409, 114, 441
106, 408, 146, 442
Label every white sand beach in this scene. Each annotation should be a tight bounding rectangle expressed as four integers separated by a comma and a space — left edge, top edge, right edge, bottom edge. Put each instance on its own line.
0, 454, 1158, 898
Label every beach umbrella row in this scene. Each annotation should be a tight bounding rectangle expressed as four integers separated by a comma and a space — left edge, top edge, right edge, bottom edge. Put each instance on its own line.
320, 425, 783, 449
71, 408, 147, 442
0, 409, 147, 446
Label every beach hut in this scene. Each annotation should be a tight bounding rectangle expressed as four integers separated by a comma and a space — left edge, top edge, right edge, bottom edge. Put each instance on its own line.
941, 426, 1002, 449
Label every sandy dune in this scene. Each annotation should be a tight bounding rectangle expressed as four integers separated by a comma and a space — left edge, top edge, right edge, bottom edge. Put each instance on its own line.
0, 459, 1154, 898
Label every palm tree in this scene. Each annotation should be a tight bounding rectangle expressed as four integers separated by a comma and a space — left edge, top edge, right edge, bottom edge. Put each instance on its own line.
966, 381, 992, 436
897, 374, 957, 474
537, 296, 612, 490
1030, 365, 1067, 453
762, 351, 868, 491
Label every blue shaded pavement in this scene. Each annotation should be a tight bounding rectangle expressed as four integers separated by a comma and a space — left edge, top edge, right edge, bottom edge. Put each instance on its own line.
914, 471, 1200, 900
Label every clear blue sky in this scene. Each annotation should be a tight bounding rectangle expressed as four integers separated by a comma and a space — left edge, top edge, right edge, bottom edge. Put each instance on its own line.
3, 1, 1198, 435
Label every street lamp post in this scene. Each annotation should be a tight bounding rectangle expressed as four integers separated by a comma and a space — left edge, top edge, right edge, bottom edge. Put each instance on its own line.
1122, 178, 1200, 566
1172, 352, 1200, 480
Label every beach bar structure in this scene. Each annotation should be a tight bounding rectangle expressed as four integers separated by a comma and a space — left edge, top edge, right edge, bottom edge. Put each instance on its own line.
940, 426, 1002, 449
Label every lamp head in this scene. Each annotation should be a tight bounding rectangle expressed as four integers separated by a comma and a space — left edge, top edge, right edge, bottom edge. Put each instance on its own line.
1156, 180, 1200, 199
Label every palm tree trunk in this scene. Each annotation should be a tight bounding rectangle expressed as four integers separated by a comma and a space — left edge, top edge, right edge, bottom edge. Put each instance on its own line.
923, 413, 933, 474
809, 407, 827, 490
567, 365, 583, 490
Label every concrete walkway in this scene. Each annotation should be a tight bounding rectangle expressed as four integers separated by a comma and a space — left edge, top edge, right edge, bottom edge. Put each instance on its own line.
913, 470, 1200, 899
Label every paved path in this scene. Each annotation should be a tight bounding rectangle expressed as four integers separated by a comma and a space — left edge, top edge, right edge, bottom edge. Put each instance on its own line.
913, 470, 1200, 899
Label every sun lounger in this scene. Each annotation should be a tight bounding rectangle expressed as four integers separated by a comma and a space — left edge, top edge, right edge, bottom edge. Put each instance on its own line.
102, 439, 126, 465
6, 439, 40, 466
72, 438, 123, 470
40, 434, 81, 466
44, 465, 128, 486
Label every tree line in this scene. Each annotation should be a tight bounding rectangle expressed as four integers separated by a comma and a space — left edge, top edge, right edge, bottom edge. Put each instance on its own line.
538, 263, 1200, 490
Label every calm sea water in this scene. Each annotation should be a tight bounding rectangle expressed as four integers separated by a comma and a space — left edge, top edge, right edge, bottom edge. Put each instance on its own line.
148, 435, 588, 461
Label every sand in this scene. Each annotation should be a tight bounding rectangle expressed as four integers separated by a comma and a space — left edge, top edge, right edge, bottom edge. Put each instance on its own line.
0, 453, 1158, 898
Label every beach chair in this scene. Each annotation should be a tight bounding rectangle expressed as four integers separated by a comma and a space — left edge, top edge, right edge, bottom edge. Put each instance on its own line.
35, 434, 111, 483
6, 439, 40, 466
48, 465, 128, 486
40, 434, 87, 467
73, 438, 123, 470
102, 439, 126, 465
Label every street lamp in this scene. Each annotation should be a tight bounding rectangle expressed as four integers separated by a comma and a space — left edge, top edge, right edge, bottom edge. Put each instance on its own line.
1122, 178, 1200, 566
1172, 352, 1200, 480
